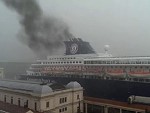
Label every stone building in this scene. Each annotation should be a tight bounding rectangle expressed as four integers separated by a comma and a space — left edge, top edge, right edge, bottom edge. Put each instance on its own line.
0, 80, 83, 113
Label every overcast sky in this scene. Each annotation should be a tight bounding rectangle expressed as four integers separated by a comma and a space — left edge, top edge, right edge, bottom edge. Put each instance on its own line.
0, 0, 150, 62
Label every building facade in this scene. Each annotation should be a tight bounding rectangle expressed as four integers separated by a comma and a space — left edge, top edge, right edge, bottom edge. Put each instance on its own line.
0, 80, 83, 113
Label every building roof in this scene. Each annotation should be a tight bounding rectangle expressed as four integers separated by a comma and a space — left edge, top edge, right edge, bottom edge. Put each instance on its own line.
49, 83, 65, 90
66, 81, 81, 89
85, 96, 150, 112
0, 80, 53, 95
0, 101, 42, 113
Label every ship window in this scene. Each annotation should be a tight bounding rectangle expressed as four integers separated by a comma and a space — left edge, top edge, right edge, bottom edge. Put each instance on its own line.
76, 61, 78, 63
107, 61, 110, 64
73, 61, 75, 63
79, 61, 82, 63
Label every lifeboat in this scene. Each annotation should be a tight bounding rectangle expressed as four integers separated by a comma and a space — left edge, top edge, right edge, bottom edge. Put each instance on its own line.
128, 71, 150, 78
105, 69, 126, 77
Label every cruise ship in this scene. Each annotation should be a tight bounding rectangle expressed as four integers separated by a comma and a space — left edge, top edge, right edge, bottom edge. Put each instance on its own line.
19, 38, 150, 102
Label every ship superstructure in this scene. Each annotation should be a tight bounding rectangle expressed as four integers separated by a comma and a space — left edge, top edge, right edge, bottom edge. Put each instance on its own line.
27, 38, 150, 80
20, 38, 150, 102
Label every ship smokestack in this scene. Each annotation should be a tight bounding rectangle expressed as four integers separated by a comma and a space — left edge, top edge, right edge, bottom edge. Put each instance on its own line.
2, 0, 72, 57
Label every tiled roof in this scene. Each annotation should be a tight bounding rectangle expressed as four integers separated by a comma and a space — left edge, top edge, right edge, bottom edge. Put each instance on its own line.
0, 101, 42, 113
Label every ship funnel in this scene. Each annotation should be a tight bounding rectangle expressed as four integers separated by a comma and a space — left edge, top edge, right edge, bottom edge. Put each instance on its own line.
64, 38, 96, 55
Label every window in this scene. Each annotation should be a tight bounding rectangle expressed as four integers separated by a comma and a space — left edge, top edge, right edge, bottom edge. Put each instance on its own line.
46, 101, 49, 108
60, 98, 62, 104
4, 95, 6, 102
18, 98, 20, 106
35, 102, 37, 111
26, 100, 28, 108
62, 108, 64, 112
60, 97, 67, 104
64, 97, 67, 102
59, 109, 61, 113
11, 97, 13, 104
77, 94, 79, 99
59, 107, 67, 113
62, 98, 64, 103
65, 107, 67, 111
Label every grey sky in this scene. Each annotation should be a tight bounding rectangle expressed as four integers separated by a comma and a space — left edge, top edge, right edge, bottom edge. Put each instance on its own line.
0, 0, 150, 62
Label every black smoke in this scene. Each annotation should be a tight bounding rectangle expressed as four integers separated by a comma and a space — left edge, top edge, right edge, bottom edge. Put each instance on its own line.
2, 0, 71, 57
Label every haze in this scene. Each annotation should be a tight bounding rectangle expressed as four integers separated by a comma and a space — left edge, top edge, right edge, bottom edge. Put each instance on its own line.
0, 0, 150, 62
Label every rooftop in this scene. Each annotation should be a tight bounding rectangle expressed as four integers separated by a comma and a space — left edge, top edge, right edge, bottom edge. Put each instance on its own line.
0, 80, 53, 95
85, 96, 150, 112
0, 101, 42, 113
0, 80, 82, 95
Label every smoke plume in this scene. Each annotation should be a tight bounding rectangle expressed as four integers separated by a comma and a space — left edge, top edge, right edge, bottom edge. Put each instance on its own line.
2, 0, 71, 57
